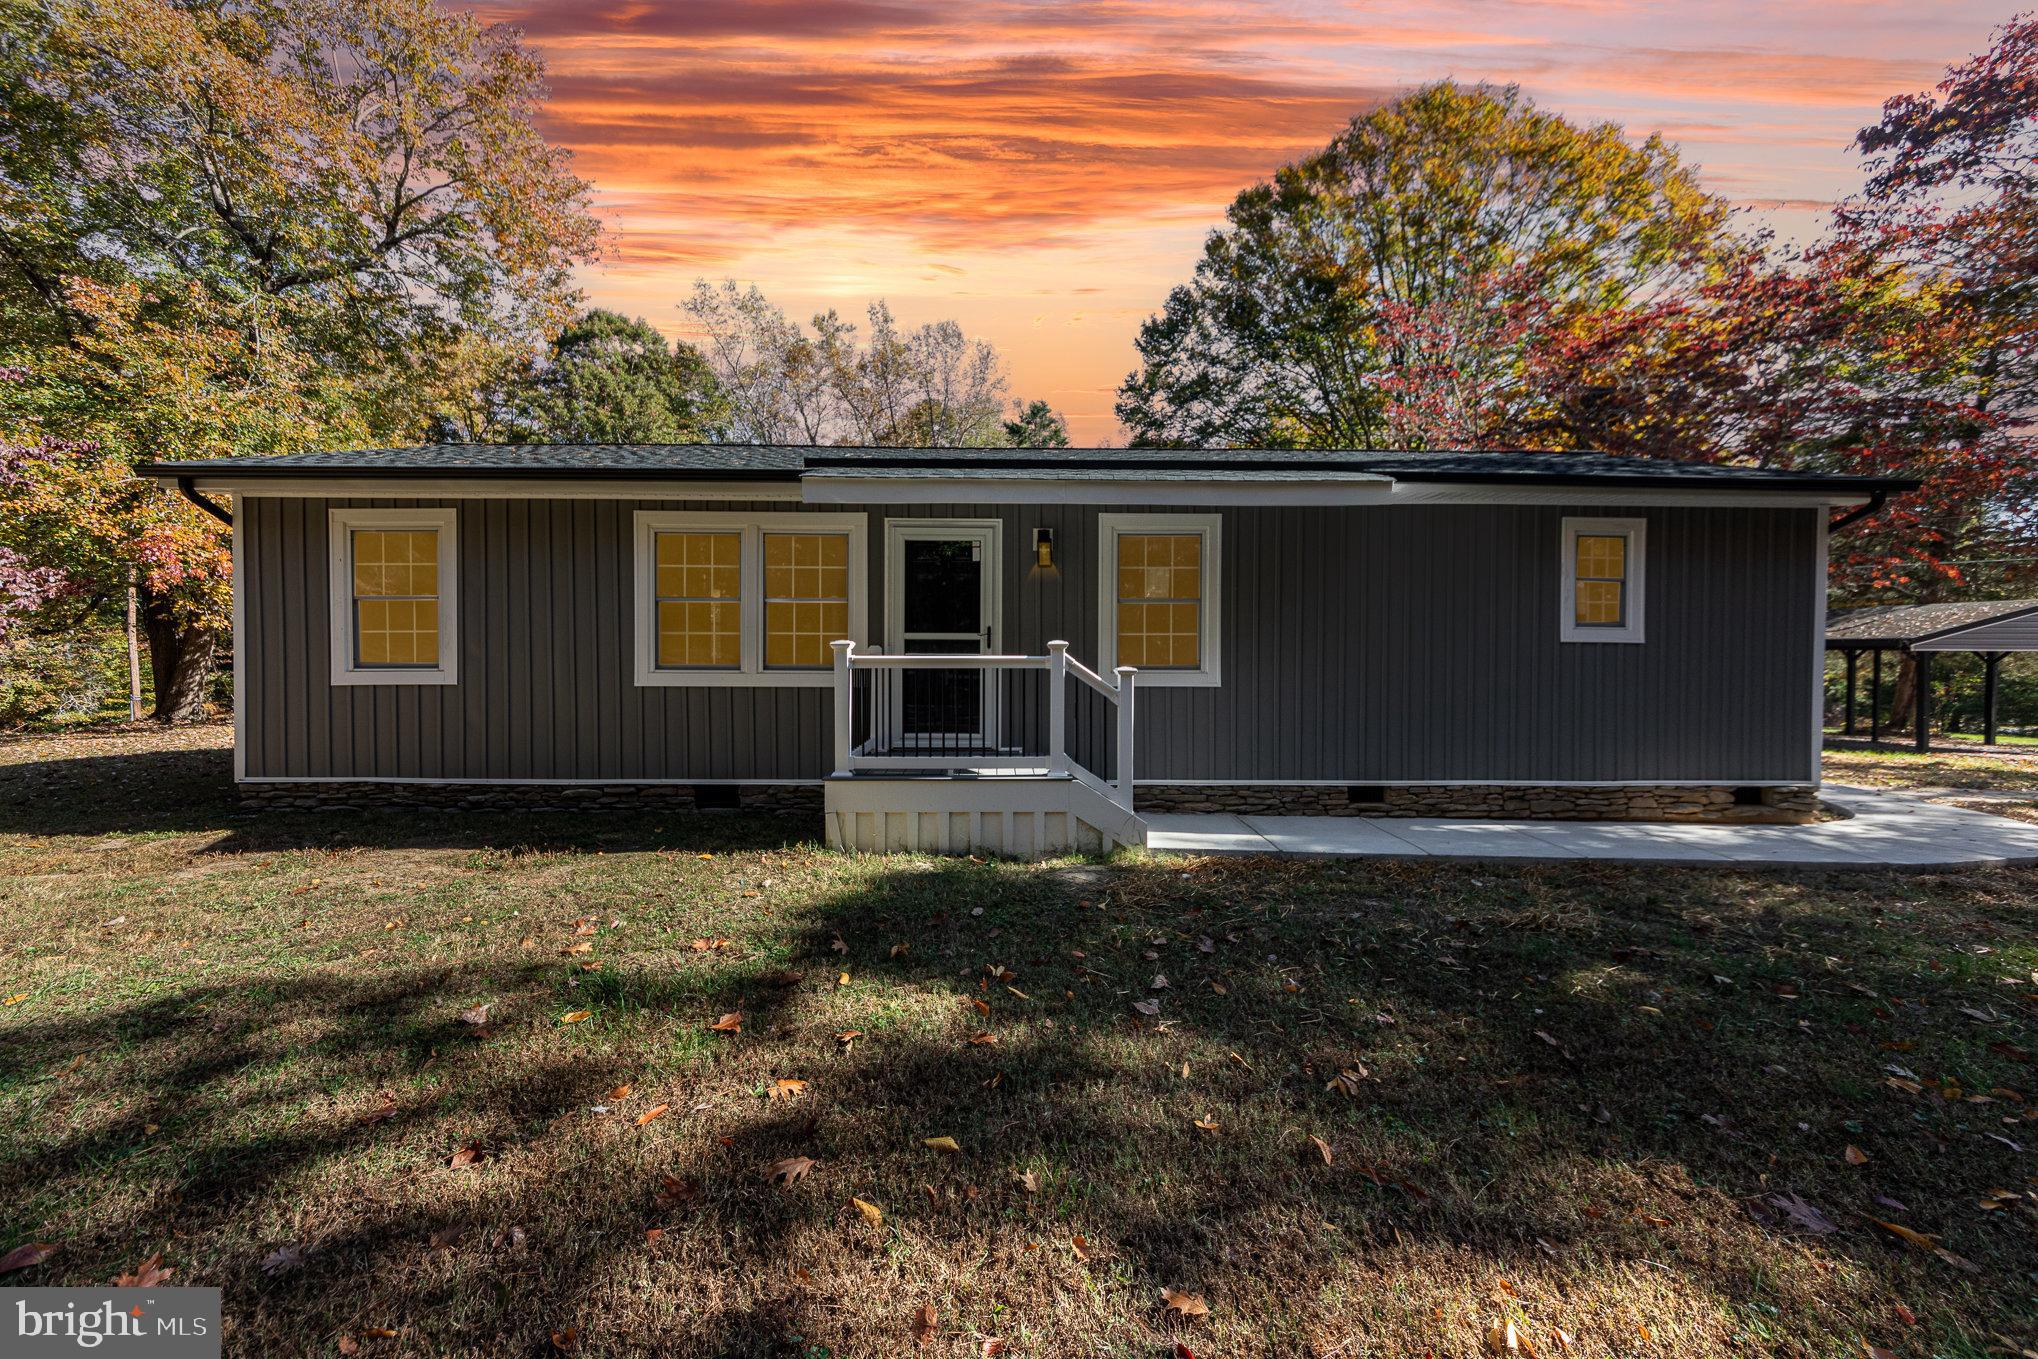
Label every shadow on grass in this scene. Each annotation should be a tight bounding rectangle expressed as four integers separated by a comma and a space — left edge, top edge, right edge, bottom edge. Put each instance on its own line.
3, 851, 2032, 1356
0, 742, 823, 855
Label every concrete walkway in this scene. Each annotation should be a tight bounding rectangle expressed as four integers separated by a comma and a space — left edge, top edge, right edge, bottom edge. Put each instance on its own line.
1143, 785, 2038, 869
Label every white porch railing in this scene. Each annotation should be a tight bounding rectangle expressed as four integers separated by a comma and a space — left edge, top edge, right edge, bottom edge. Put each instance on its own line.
830, 639, 1136, 810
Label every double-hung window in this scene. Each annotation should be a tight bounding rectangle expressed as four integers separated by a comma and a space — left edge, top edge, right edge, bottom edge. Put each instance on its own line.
1097, 513, 1222, 686
1560, 516, 1646, 643
328, 507, 460, 685
634, 512, 866, 686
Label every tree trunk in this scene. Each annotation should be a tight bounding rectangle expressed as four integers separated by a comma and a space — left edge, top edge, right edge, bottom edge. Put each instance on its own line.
1885, 653, 1918, 734
139, 586, 218, 724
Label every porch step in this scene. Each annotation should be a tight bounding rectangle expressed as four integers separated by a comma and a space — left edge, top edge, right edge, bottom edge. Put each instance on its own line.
823, 773, 1147, 858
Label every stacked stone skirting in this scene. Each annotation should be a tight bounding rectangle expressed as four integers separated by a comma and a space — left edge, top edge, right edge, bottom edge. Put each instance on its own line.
1135, 784, 1821, 824
238, 782, 822, 815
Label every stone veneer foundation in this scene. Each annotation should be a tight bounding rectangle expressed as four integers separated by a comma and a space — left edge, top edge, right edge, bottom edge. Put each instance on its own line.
241, 780, 1820, 825
238, 782, 822, 815
1134, 783, 1821, 824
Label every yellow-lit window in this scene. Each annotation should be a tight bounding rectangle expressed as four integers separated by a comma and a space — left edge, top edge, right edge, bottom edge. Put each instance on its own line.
1573, 533, 1628, 628
352, 529, 440, 667
763, 532, 849, 669
1115, 532, 1202, 669
654, 531, 742, 668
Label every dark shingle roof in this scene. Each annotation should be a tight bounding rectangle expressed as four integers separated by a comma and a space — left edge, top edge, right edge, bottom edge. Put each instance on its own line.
142, 443, 1915, 493
1827, 600, 2038, 647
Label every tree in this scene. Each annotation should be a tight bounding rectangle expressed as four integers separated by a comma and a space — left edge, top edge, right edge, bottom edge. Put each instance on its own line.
505, 310, 725, 444
1117, 82, 1731, 449
1004, 400, 1072, 448
684, 282, 1012, 446
0, 0, 600, 718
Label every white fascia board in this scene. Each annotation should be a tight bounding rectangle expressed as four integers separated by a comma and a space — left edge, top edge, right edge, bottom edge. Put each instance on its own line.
160, 476, 802, 501
799, 475, 1865, 509
802, 476, 1395, 505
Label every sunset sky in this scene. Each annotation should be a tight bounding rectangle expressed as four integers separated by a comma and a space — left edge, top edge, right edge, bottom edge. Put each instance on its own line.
469, 0, 2007, 443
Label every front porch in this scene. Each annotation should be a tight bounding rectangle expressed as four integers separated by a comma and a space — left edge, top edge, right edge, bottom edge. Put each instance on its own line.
823, 640, 1148, 856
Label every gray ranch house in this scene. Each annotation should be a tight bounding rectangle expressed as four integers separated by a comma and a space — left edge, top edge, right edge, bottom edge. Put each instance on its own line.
145, 445, 1910, 856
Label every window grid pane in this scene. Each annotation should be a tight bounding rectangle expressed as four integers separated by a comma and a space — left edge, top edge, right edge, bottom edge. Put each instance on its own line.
352, 528, 440, 668
654, 532, 743, 669
764, 533, 849, 669
1115, 533, 1201, 669
1573, 532, 1628, 627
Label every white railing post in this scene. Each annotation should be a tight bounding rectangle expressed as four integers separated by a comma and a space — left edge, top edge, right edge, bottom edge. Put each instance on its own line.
831, 640, 855, 776
1046, 640, 1070, 774
1114, 666, 1137, 809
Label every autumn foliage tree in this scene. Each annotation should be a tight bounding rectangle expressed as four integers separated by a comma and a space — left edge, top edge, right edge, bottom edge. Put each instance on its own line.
0, 0, 599, 719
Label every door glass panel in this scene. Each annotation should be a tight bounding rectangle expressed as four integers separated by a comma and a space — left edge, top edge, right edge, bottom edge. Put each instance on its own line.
898, 535, 987, 743
902, 539, 982, 636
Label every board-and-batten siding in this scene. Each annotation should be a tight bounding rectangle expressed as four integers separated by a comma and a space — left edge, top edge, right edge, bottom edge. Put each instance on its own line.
239, 497, 1820, 785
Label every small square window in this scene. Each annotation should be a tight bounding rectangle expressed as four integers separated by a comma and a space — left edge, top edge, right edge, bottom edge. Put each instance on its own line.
1560, 518, 1645, 644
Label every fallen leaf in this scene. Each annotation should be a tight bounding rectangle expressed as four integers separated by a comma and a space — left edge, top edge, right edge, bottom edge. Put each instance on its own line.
260, 1244, 309, 1276
112, 1251, 172, 1288
852, 1197, 884, 1227
770, 1078, 808, 1101
831, 933, 848, 954
1486, 1318, 1521, 1352
558, 1010, 592, 1025
1193, 1115, 1220, 1133
635, 1104, 669, 1127
1766, 1191, 1837, 1235
967, 1032, 999, 1047
981, 1340, 1006, 1357
1894, 1303, 1917, 1327
1016, 1169, 1041, 1193
912, 1304, 938, 1345
767, 1157, 817, 1187
456, 1004, 490, 1027
1845, 1145, 1870, 1166
0, 1243, 56, 1275
968, 997, 991, 1017
338, 1337, 359, 1355
609, 1084, 634, 1101
644, 1227, 665, 1243
1071, 1234, 1091, 1261
654, 1175, 699, 1209
1132, 999, 1162, 1018
891, 942, 909, 958
550, 1326, 578, 1352
1163, 1288, 1211, 1318
1306, 1135, 1333, 1166
708, 1012, 742, 1033
1325, 1066, 1368, 1097
563, 942, 593, 956
923, 1136, 962, 1154
447, 1143, 486, 1170
1870, 1218, 1939, 1251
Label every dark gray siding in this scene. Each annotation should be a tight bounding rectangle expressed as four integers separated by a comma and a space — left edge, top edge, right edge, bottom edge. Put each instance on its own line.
239, 497, 1820, 784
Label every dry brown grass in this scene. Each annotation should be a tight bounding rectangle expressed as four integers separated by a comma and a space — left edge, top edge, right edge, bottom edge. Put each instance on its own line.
1, 728, 2035, 1357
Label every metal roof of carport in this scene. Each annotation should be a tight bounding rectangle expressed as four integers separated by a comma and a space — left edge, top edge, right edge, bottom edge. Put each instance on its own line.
1825, 599, 2038, 650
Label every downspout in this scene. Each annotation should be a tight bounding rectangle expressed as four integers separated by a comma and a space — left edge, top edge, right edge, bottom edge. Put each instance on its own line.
1827, 489, 1886, 532
175, 476, 233, 527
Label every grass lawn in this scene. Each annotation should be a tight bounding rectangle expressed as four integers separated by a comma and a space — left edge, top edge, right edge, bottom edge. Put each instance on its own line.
1824, 742, 2038, 794
3, 726, 2036, 1357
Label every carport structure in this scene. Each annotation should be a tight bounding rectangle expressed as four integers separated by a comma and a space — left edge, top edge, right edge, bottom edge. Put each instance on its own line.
1826, 600, 2038, 751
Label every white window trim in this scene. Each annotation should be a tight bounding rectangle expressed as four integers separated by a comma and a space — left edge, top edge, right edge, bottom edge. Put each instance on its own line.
1096, 512, 1222, 687
328, 507, 460, 686
632, 511, 868, 687
1560, 516, 1646, 644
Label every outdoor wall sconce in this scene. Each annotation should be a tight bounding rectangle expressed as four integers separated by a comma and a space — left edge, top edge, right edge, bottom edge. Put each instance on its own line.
1033, 527, 1055, 569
